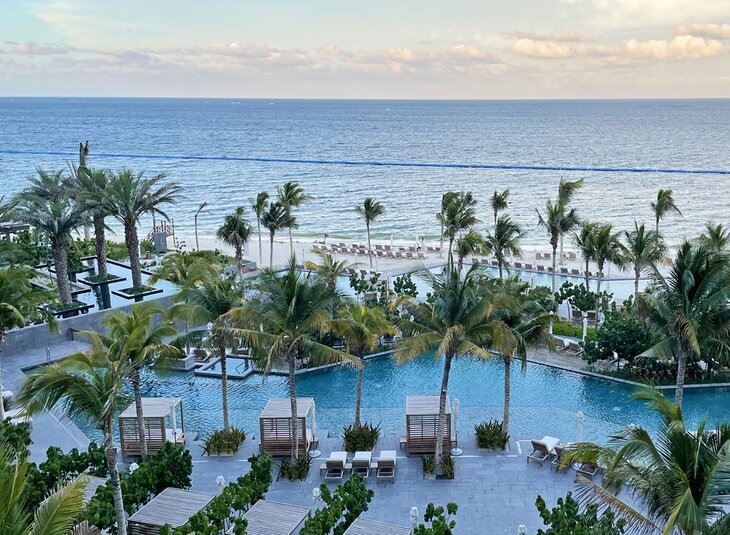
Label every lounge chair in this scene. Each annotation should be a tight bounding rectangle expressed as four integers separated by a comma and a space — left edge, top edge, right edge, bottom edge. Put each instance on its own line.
417, 252, 426, 259
536, 252, 543, 261
537, 265, 545, 272
567, 252, 577, 261
323, 451, 348, 481
575, 462, 599, 480
551, 444, 568, 472
491, 260, 499, 267
527, 436, 560, 466
352, 451, 372, 478
560, 267, 569, 275
571, 269, 581, 276
395, 252, 404, 259
376, 450, 396, 482
524, 264, 533, 270
515, 262, 523, 269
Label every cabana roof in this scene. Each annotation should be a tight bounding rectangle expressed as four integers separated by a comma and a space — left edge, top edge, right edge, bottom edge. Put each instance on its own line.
344, 518, 412, 535
128, 487, 213, 529
260, 397, 314, 419
406, 395, 450, 416
242, 500, 311, 535
120, 397, 182, 418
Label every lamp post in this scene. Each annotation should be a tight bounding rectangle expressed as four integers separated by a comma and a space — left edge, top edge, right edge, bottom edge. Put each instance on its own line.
194, 201, 208, 252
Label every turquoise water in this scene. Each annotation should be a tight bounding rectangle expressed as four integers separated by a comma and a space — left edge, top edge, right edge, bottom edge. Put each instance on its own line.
74, 355, 730, 444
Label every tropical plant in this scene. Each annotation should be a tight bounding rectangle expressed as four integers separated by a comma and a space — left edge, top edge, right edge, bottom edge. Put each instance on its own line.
573, 220, 599, 287
535, 492, 626, 535
650, 188, 681, 233
261, 201, 290, 269
227, 259, 359, 458
484, 215, 522, 279
355, 197, 385, 268
303, 250, 356, 294
103, 169, 182, 289
17, 334, 130, 535
250, 191, 269, 265
216, 206, 252, 275
331, 302, 395, 428
474, 420, 509, 450
699, 222, 730, 252
583, 303, 655, 365
299, 475, 374, 535
342, 422, 381, 452
489, 189, 510, 226
641, 241, 730, 407
396, 265, 493, 470
436, 192, 478, 271
590, 223, 625, 317
455, 229, 487, 272
203, 428, 246, 455
102, 303, 179, 458
564, 386, 730, 535
623, 222, 666, 300
72, 166, 112, 277
148, 251, 218, 286
437, 192, 460, 259
412, 503, 458, 535
277, 182, 313, 257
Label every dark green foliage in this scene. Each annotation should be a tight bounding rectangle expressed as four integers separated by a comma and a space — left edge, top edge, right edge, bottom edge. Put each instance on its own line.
583, 301, 656, 365
185, 249, 235, 266
84, 273, 123, 283
0, 229, 48, 266
439, 453, 455, 479
474, 420, 509, 450
299, 474, 374, 535
552, 320, 597, 341
119, 285, 155, 296
527, 285, 554, 310
393, 273, 418, 297
70, 237, 132, 261
349, 272, 387, 306
556, 282, 613, 313
278, 454, 311, 481
342, 422, 380, 452
422, 455, 435, 476
0, 420, 32, 458
204, 427, 246, 455
536, 492, 626, 534
412, 503, 458, 535
86, 443, 193, 531
162, 454, 273, 535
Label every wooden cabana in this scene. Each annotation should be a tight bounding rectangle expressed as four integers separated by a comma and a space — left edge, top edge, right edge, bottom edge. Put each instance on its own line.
119, 397, 185, 457
259, 397, 317, 457
128, 487, 213, 535
405, 395, 451, 455
344, 518, 412, 535
242, 500, 311, 535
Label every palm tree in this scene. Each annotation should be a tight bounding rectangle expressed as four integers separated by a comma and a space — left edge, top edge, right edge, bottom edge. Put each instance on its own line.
590, 223, 625, 318
226, 259, 359, 459
72, 167, 111, 277
261, 202, 290, 269
216, 206, 252, 275
641, 242, 730, 407
103, 169, 182, 289
355, 197, 385, 268
699, 223, 730, 252
251, 191, 270, 266
437, 192, 460, 259
277, 182, 313, 257
623, 222, 666, 300
148, 251, 218, 287
484, 216, 522, 279
18, 335, 130, 535
396, 265, 493, 470
489, 189, 510, 226
172, 272, 245, 431
437, 192, 479, 271
651, 188, 681, 234
557, 179, 583, 263
102, 303, 179, 458
331, 303, 395, 428
455, 230, 487, 272
573, 221, 599, 287
303, 250, 356, 294
0, 446, 89, 535
565, 386, 730, 535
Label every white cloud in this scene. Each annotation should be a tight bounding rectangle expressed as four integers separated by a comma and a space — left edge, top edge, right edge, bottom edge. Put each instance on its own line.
676, 23, 730, 39
623, 35, 723, 59
511, 31, 592, 43
511, 39, 574, 59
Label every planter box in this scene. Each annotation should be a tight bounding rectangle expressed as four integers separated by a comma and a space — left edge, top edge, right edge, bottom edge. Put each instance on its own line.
40, 301, 95, 318
112, 286, 164, 302
78, 275, 126, 288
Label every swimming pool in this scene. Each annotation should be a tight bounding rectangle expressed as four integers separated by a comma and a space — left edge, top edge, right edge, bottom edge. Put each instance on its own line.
73, 354, 730, 445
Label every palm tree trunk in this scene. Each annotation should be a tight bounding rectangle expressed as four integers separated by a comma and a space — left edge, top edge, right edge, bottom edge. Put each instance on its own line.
439, 220, 444, 258
551, 245, 558, 293
655, 216, 660, 235
131, 368, 148, 458
366, 223, 372, 268
498, 258, 503, 279
354, 360, 363, 429
447, 237, 455, 272
288, 227, 294, 257
595, 266, 603, 325
220, 340, 230, 431
634, 265, 640, 301
257, 219, 263, 266
52, 239, 73, 306
269, 230, 275, 269
435, 351, 453, 472
125, 222, 142, 289
235, 244, 243, 276
104, 430, 127, 535
502, 355, 511, 436
288, 349, 299, 459
93, 214, 107, 276
675, 347, 687, 408
559, 235, 564, 266
493, 211, 497, 227
584, 257, 590, 288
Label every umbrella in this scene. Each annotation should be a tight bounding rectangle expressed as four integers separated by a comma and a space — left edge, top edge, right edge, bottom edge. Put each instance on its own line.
309, 401, 321, 458
451, 399, 462, 456
577, 411, 584, 442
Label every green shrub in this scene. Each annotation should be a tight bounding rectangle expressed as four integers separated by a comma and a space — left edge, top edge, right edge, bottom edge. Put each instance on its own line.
342, 422, 380, 452
474, 420, 509, 450
552, 320, 597, 340
422, 455, 435, 476
299, 474, 374, 535
439, 453, 455, 480
536, 492, 626, 534
582, 307, 656, 365
204, 427, 246, 455
413, 503, 458, 535
0, 419, 32, 458
278, 455, 311, 481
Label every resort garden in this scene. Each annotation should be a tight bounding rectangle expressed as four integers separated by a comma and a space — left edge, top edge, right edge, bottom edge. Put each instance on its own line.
3, 151, 730, 533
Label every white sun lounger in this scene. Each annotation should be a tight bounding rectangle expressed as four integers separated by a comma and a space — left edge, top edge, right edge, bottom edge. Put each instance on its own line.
322, 451, 348, 481
527, 435, 560, 466
376, 450, 396, 482
352, 451, 372, 479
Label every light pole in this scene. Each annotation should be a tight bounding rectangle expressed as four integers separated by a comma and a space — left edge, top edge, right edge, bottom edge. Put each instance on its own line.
194, 201, 208, 252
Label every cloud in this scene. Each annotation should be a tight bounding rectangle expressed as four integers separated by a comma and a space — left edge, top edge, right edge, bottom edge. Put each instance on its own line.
623, 35, 724, 59
676, 23, 730, 39
9, 42, 76, 55
511, 31, 593, 42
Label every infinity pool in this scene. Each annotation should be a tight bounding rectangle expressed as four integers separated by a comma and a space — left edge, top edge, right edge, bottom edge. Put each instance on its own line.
74, 355, 730, 445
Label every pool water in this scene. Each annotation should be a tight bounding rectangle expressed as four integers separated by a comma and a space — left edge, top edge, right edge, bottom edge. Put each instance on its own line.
74, 355, 730, 445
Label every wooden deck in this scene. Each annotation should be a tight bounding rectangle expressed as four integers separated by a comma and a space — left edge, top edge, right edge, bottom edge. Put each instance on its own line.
242, 500, 311, 535
344, 517, 412, 534
128, 487, 214, 534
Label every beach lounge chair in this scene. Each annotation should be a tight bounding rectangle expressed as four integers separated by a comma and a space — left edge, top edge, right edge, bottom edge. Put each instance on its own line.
491, 260, 499, 267
385, 245, 392, 252
515, 262, 523, 269
571, 269, 581, 276
537, 265, 545, 272
536, 252, 543, 260
567, 252, 577, 261
405, 252, 414, 259
575, 462, 599, 480
375, 244, 383, 251
352, 451, 372, 478
323, 451, 348, 481
551, 444, 568, 472
524, 264, 533, 270
560, 267, 569, 275
527, 436, 560, 466
426, 246, 435, 253
417, 251, 426, 259
395, 252, 404, 259
376, 450, 396, 482
566, 340, 583, 356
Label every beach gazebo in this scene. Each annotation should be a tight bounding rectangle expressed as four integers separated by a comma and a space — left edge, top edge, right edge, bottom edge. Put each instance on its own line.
242, 500, 311, 535
119, 397, 185, 457
344, 518, 412, 535
259, 397, 317, 457
128, 487, 213, 535
405, 395, 451, 455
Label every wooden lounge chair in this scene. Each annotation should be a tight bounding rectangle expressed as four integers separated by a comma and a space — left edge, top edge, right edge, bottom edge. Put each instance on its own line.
323, 451, 348, 481
376, 450, 396, 482
527, 436, 560, 466
352, 451, 372, 479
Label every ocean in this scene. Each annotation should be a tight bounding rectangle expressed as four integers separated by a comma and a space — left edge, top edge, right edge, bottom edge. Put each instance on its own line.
0, 98, 728, 247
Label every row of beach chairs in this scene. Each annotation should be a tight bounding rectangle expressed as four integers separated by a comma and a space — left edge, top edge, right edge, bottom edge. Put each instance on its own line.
471, 258, 603, 277
526, 435, 598, 480
315, 243, 427, 260
321, 450, 397, 482
535, 251, 578, 262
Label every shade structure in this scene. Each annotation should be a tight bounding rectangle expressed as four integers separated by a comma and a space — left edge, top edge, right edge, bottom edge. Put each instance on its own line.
405, 395, 451, 455
259, 397, 316, 457
344, 517, 412, 535
242, 500, 311, 535
118, 397, 185, 457
128, 487, 213, 535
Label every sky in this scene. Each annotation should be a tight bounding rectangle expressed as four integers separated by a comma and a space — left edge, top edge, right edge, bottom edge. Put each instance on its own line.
0, 0, 729, 99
